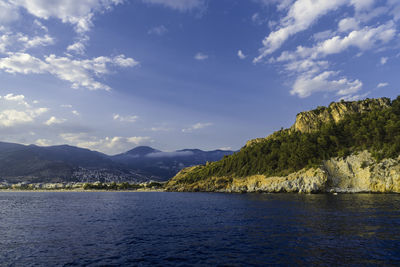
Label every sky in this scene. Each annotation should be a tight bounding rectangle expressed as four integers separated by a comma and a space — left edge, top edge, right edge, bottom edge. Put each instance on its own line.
0, 0, 399, 155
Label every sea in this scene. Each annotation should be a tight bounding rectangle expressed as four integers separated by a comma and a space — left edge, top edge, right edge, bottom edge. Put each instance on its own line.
0, 192, 399, 266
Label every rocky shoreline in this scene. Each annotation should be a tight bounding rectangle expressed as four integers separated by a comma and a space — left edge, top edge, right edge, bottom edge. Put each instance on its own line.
166, 151, 400, 193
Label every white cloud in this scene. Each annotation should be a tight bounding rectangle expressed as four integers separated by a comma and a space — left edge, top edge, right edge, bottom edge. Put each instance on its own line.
277, 22, 396, 62
0, 93, 49, 127
0, 107, 48, 127
18, 34, 55, 49
0, 32, 55, 54
194, 52, 208, 61
35, 138, 52, 146
60, 133, 152, 154
338, 17, 359, 32
313, 30, 333, 41
380, 57, 388, 65
61, 104, 73, 108
9, 0, 123, 34
182, 122, 213, 133
0, 52, 139, 91
45, 116, 66, 126
0, 1, 19, 23
72, 110, 80, 116
290, 71, 363, 98
3, 93, 29, 107
142, 0, 204, 11
218, 147, 232, 151
377, 82, 389, 88
254, 0, 348, 63
350, 0, 375, 12
272, 21, 396, 99
148, 25, 168, 36
113, 114, 138, 122
33, 19, 48, 32
67, 41, 86, 55
340, 91, 370, 101
237, 50, 246, 59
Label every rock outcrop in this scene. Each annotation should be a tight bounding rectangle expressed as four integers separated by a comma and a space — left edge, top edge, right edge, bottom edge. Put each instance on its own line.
292, 98, 390, 133
166, 151, 400, 193
244, 97, 391, 148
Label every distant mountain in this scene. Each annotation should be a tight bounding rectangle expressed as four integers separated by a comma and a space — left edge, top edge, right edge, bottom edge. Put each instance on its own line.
0, 142, 234, 184
111, 147, 234, 179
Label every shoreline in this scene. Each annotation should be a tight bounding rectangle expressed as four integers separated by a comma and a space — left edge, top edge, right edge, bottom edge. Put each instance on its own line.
0, 188, 165, 193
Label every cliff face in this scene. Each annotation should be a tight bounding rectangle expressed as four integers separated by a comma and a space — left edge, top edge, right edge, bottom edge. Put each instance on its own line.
166, 151, 400, 193
166, 96, 400, 193
292, 98, 390, 133
244, 97, 391, 148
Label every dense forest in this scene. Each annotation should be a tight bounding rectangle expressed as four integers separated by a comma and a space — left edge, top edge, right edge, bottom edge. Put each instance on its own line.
177, 96, 400, 184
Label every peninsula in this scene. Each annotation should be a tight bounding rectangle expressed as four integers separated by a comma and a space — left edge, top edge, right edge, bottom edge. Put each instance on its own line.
166, 97, 400, 193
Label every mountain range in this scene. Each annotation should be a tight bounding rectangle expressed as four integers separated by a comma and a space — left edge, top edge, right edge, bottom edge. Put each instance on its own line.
0, 142, 233, 184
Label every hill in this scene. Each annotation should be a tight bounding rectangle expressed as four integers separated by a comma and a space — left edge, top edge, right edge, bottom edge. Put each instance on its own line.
0, 143, 233, 184
166, 96, 400, 193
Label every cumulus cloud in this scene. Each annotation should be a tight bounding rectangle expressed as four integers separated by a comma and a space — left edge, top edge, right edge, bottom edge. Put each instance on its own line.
9, 0, 123, 34
194, 52, 208, 61
277, 22, 396, 62
267, 14, 396, 99
113, 114, 138, 123
253, 0, 397, 64
338, 17, 359, 32
0, 52, 139, 90
254, 0, 348, 63
0, 108, 48, 127
182, 122, 212, 133
377, 82, 389, 88
44, 116, 66, 126
142, 0, 204, 11
67, 40, 86, 55
3, 93, 29, 107
0, 32, 55, 54
60, 133, 152, 154
237, 50, 246, 59
0, 93, 48, 127
35, 138, 52, 146
380, 57, 388, 65
290, 71, 363, 98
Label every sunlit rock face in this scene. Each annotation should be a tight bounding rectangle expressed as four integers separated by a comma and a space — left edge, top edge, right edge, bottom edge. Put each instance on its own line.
167, 151, 400, 193
292, 98, 391, 133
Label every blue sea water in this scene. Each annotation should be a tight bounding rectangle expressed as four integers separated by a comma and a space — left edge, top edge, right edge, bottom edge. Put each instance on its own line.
0, 192, 399, 266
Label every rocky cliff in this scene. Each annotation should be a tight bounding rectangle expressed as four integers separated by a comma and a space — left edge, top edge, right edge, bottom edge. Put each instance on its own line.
166, 151, 400, 193
244, 97, 391, 148
292, 98, 390, 133
166, 96, 400, 193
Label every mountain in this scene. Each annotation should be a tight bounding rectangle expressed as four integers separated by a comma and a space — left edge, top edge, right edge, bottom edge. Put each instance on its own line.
0, 142, 234, 184
111, 147, 234, 180
166, 96, 400, 193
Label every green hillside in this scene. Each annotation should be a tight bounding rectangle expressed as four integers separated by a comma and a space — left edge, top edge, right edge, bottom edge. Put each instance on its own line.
168, 96, 400, 187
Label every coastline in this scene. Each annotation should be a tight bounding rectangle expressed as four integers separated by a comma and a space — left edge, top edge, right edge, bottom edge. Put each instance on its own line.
0, 188, 166, 192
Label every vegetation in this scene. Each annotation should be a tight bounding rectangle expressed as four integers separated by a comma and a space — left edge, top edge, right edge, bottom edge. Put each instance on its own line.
176, 96, 400, 184
0, 181, 165, 191
82, 181, 164, 190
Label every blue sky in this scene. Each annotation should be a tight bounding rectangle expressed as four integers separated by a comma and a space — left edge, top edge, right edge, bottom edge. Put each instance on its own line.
0, 0, 399, 154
